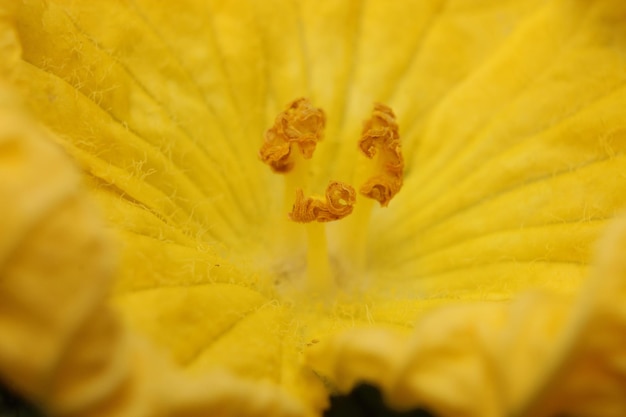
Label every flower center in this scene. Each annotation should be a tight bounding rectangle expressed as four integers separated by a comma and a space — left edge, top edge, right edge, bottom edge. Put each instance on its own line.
259, 98, 403, 297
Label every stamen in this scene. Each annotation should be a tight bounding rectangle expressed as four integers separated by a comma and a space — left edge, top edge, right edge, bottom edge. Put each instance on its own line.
288, 183, 355, 294
289, 181, 356, 223
258, 99, 402, 295
337, 104, 403, 275
358, 103, 403, 207
259, 98, 326, 173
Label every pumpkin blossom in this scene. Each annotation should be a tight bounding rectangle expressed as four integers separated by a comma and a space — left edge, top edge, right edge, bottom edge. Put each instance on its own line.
2, 0, 626, 416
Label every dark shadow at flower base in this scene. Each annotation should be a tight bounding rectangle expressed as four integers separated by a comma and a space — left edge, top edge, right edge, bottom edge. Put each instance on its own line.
0, 384, 43, 417
324, 383, 435, 417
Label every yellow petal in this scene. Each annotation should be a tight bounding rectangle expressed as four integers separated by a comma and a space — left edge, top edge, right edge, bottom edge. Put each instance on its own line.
369, 0, 626, 308
0, 78, 308, 417
309, 211, 626, 417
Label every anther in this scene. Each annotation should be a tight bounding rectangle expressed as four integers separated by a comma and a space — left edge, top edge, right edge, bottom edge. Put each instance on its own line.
358, 104, 403, 207
289, 181, 357, 223
259, 98, 326, 173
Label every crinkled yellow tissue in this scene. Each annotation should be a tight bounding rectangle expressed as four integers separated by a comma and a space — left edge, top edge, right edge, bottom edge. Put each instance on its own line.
3, 1, 626, 417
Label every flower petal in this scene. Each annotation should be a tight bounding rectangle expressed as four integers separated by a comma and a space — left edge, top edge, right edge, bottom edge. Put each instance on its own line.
308, 211, 626, 417
369, 0, 626, 308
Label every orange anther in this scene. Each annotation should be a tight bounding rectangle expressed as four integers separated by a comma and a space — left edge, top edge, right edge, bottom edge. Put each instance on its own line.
289, 181, 356, 223
358, 103, 403, 207
259, 98, 326, 173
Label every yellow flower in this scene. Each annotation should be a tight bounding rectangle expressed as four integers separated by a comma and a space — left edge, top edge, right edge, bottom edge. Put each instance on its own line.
3, 0, 626, 416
